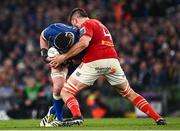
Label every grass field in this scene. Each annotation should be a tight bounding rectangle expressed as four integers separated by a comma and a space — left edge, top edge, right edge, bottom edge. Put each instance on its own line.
0, 117, 180, 130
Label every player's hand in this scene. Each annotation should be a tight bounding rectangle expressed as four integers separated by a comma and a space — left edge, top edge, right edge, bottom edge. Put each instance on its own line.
48, 54, 66, 68
48, 61, 59, 69
48, 56, 59, 68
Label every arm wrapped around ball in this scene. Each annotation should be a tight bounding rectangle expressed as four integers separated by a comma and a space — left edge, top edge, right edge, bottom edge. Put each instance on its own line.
48, 32, 75, 68
47, 47, 72, 68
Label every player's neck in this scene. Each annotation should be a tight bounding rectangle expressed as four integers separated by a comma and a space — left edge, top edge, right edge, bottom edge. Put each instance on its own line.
80, 17, 89, 24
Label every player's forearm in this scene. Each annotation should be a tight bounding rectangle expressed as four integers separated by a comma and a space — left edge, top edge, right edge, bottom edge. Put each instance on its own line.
64, 41, 87, 60
64, 35, 91, 60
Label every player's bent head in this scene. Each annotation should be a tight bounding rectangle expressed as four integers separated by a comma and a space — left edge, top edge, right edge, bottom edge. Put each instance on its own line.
54, 32, 74, 54
69, 8, 88, 23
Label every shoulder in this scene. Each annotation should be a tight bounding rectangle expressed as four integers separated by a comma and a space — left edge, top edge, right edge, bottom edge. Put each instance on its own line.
44, 23, 72, 31
81, 19, 101, 29
41, 24, 55, 34
81, 19, 94, 26
41, 23, 57, 40
55, 23, 78, 31
80, 20, 94, 32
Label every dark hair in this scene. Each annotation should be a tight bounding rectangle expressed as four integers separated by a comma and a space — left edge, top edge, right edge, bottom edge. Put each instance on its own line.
69, 8, 88, 23
54, 32, 74, 53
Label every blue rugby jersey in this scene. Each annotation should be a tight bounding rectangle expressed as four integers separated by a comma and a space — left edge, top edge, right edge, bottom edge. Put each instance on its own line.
41, 23, 83, 74
42, 23, 79, 48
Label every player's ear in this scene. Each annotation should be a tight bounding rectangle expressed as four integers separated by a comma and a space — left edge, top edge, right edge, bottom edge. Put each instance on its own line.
71, 18, 78, 26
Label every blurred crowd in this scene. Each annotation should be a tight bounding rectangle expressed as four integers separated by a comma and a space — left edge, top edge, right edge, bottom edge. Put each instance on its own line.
0, 0, 179, 119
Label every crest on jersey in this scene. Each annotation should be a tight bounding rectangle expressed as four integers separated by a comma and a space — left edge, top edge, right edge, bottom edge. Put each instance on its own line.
80, 27, 86, 36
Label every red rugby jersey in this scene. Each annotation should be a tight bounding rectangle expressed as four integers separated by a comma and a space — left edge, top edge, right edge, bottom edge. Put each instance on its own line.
79, 19, 119, 63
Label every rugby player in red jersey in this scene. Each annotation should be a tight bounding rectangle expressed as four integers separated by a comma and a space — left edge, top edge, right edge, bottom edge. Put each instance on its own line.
49, 8, 166, 126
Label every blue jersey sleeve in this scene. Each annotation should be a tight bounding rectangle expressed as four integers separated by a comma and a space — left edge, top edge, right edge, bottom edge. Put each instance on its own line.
41, 24, 58, 46
42, 27, 51, 41
41, 23, 80, 47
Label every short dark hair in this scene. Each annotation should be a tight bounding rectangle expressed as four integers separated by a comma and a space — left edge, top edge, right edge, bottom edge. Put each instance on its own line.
69, 8, 88, 23
54, 32, 74, 53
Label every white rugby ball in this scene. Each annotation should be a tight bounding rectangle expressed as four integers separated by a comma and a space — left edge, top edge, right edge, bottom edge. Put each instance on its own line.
47, 47, 59, 57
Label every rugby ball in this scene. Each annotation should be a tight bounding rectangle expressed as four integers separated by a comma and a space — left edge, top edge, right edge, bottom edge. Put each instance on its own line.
47, 47, 59, 57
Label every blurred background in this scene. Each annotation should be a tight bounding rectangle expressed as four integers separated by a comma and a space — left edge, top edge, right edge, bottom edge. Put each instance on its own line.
0, 0, 179, 120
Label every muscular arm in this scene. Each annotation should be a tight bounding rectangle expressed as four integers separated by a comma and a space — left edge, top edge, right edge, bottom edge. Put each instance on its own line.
49, 35, 91, 67
63, 35, 91, 60
40, 33, 48, 49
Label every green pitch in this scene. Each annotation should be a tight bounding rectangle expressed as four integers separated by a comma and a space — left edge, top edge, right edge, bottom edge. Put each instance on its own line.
0, 117, 180, 130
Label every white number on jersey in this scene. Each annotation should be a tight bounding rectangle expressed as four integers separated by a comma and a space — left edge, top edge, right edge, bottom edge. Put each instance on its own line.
102, 28, 112, 40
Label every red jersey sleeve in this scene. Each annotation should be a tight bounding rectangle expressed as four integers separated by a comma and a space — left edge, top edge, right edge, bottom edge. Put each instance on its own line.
79, 21, 93, 38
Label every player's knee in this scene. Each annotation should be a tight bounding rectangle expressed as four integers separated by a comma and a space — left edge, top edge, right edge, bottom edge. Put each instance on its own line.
53, 83, 63, 95
118, 83, 139, 101
117, 81, 134, 98
61, 81, 79, 96
124, 89, 135, 99
53, 89, 60, 96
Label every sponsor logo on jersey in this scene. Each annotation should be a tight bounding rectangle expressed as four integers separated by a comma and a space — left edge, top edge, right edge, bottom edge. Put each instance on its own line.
110, 66, 116, 74
95, 67, 111, 73
76, 71, 81, 77
80, 27, 86, 36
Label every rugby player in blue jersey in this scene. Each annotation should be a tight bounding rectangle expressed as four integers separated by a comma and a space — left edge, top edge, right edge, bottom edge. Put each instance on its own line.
39, 23, 81, 127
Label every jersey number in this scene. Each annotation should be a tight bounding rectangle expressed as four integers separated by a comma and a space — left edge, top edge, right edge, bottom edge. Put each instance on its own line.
103, 28, 112, 40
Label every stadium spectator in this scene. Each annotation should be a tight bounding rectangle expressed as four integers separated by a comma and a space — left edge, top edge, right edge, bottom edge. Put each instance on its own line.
7, 75, 48, 119
21, 75, 45, 118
